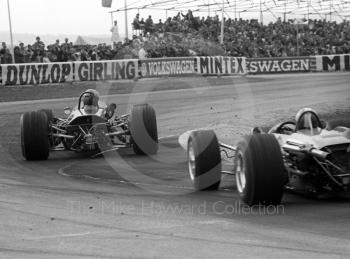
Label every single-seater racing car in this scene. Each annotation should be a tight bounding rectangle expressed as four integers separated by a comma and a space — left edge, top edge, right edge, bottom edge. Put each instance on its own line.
187, 108, 350, 206
21, 89, 158, 160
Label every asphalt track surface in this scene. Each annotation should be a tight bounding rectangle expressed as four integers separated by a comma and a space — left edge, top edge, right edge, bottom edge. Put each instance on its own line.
0, 73, 350, 258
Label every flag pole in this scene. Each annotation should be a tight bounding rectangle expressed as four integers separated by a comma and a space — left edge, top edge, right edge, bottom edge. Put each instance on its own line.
7, 0, 15, 64
124, 0, 129, 40
220, 0, 224, 44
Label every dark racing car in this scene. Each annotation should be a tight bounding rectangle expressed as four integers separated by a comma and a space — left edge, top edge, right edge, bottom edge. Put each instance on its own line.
187, 108, 350, 205
21, 89, 158, 160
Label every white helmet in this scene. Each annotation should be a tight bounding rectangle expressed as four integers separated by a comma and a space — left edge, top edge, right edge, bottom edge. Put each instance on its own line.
295, 108, 321, 130
82, 89, 100, 107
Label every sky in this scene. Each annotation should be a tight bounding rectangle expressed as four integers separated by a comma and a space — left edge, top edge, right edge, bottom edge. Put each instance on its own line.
0, 0, 117, 36
1, 0, 348, 41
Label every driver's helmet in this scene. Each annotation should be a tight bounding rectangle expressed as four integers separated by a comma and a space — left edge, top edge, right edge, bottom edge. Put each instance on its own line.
295, 108, 321, 130
82, 89, 100, 107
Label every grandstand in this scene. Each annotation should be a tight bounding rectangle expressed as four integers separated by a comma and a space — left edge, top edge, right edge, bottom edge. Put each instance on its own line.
1, 0, 350, 64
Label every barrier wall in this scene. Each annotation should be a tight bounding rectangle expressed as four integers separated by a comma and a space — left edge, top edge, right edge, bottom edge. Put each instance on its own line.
74, 60, 138, 82
196, 56, 246, 75
139, 56, 247, 78
140, 57, 196, 78
315, 54, 350, 71
246, 57, 315, 74
0, 55, 347, 86
1, 56, 247, 85
1, 62, 73, 86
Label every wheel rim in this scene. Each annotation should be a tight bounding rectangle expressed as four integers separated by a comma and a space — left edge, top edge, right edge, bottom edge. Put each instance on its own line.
235, 151, 246, 194
188, 141, 196, 181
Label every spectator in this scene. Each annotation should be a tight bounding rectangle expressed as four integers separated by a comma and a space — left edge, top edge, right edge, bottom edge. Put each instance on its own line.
42, 52, 51, 63
60, 38, 70, 61
145, 15, 154, 34
140, 18, 145, 30
133, 13, 140, 30
25, 45, 33, 63
32, 36, 45, 56
0, 42, 13, 64
18, 43, 27, 63
14, 46, 22, 63
111, 20, 121, 44
2, 15, 350, 64
138, 42, 147, 59
155, 19, 164, 32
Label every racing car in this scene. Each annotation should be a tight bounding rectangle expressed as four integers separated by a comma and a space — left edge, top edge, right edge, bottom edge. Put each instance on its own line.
21, 89, 158, 160
187, 108, 350, 205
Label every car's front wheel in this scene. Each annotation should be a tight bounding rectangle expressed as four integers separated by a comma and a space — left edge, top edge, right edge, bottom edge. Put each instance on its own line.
21, 111, 50, 160
187, 130, 221, 191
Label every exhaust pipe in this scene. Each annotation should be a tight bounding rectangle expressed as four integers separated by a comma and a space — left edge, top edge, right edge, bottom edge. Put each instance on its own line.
283, 144, 329, 159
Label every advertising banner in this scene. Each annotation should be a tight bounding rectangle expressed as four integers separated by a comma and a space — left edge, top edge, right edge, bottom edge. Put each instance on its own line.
315, 54, 350, 71
1, 62, 73, 86
140, 57, 196, 78
197, 56, 246, 75
74, 60, 138, 81
246, 57, 311, 74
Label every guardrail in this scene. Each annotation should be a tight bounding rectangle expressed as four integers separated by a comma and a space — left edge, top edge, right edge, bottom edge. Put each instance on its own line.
0, 54, 348, 86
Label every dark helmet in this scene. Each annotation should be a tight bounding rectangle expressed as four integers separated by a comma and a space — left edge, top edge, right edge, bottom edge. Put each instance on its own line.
82, 89, 100, 107
295, 108, 321, 130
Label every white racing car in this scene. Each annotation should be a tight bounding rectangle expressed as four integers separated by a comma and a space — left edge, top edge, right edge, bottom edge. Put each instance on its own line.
187, 108, 350, 205
21, 89, 158, 160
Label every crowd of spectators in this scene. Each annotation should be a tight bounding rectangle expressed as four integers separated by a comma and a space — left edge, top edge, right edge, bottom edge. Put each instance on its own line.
1, 11, 350, 64
133, 11, 350, 57
0, 37, 123, 64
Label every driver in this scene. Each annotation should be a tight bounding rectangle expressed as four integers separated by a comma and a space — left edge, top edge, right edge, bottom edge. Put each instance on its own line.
82, 89, 100, 114
295, 108, 322, 132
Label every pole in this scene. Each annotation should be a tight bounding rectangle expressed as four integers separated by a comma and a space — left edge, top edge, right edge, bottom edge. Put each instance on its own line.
124, 0, 129, 40
296, 24, 300, 56
234, 0, 237, 20
110, 12, 114, 26
260, 0, 263, 24
6, 0, 14, 64
284, 0, 287, 22
220, 0, 224, 44
208, 0, 210, 17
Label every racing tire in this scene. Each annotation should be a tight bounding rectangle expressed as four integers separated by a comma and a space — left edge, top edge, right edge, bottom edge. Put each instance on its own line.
187, 130, 221, 191
38, 109, 54, 123
21, 111, 50, 160
326, 119, 350, 130
130, 104, 158, 155
38, 109, 54, 147
234, 134, 284, 206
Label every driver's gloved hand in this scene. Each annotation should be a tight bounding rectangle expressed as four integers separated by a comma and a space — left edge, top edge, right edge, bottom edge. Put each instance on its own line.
105, 103, 117, 120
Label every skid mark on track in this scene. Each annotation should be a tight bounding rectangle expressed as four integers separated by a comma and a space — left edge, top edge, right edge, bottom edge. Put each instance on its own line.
57, 164, 191, 190
56, 135, 191, 190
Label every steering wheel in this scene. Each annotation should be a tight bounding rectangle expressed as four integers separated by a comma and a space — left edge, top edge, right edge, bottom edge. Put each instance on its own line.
275, 121, 296, 134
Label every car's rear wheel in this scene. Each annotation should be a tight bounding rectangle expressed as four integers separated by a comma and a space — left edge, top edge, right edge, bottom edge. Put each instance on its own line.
234, 134, 285, 205
21, 111, 50, 160
130, 104, 158, 155
187, 130, 221, 191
